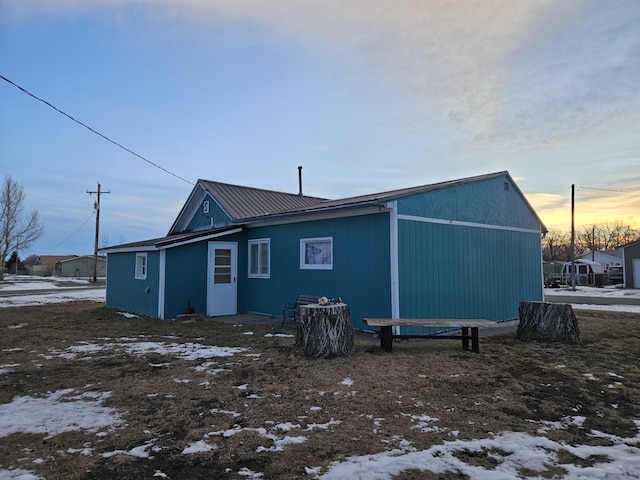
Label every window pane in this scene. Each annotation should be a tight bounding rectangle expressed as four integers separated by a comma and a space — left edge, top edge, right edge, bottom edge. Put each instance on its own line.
215, 249, 231, 266
248, 240, 269, 277
135, 254, 147, 279
249, 243, 258, 275
214, 248, 232, 283
300, 238, 332, 270
259, 242, 269, 274
305, 241, 331, 264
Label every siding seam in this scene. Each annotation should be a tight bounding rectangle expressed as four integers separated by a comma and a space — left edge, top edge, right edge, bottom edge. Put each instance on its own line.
397, 214, 541, 234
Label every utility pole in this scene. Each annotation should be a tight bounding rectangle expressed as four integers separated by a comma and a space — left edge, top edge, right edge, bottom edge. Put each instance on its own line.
570, 184, 576, 291
87, 183, 110, 282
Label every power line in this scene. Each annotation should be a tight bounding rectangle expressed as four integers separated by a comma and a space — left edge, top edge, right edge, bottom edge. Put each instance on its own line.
39, 211, 95, 253
0, 74, 194, 186
578, 186, 640, 194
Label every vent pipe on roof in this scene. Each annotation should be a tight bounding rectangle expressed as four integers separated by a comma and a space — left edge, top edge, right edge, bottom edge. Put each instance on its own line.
298, 166, 303, 196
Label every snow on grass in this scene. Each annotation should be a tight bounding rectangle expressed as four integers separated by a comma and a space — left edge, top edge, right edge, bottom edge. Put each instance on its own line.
340, 377, 353, 387
182, 440, 218, 454
51, 339, 248, 361
101, 439, 161, 459
319, 419, 640, 480
0, 389, 122, 438
0, 467, 43, 480
0, 289, 105, 308
0, 276, 92, 291
2, 277, 640, 478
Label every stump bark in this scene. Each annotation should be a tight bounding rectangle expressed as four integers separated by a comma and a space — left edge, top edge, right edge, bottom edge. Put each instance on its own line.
296, 304, 355, 357
517, 301, 580, 343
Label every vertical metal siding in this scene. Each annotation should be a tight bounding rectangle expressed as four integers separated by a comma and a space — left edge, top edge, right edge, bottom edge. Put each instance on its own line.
163, 232, 245, 319
243, 213, 391, 329
105, 251, 160, 317
398, 175, 541, 231
398, 220, 543, 323
395, 173, 544, 335
163, 242, 209, 318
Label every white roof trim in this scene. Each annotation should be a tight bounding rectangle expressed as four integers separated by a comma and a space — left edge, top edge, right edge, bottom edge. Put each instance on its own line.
158, 228, 242, 250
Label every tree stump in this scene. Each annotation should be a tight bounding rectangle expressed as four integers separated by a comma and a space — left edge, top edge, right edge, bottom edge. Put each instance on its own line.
296, 303, 355, 357
517, 301, 580, 343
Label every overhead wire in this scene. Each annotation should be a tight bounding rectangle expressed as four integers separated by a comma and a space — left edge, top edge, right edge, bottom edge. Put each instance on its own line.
39, 211, 95, 253
0, 74, 194, 186
578, 186, 639, 194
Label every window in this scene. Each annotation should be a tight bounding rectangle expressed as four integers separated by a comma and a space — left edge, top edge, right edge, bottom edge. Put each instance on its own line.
300, 237, 333, 270
135, 253, 147, 279
248, 239, 270, 278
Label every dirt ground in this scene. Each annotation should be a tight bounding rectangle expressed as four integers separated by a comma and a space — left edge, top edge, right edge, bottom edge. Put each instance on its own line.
1, 302, 639, 479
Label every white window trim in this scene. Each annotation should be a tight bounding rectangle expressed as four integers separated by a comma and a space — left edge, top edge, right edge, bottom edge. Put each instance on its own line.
135, 253, 147, 280
300, 237, 333, 270
248, 238, 270, 278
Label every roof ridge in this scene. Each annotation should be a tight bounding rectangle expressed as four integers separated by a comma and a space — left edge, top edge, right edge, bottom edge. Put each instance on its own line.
198, 179, 329, 201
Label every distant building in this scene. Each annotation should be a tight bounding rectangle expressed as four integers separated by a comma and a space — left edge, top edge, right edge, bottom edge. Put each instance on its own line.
28, 255, 106, 278
29, 255, 77, 276
58, 255, 106, 278
575, 250, 623, 271
620, 240, 640, 288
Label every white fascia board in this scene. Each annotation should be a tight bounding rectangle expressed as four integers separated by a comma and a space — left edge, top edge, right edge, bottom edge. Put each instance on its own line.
168, 183, 207, 234
389, 201, 399, 321
157, 228, 243, 250
100, 246, 158, 254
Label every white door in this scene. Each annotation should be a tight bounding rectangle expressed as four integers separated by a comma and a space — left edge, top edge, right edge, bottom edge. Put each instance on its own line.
207, 242, 237, 316
634, 259, 640, 289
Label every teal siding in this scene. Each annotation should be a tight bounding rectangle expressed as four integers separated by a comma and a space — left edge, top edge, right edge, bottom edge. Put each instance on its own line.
163, 232, 246, 319
398, 175, 540, 231
186, 194, 232, 231
163, 242, 209, 318
240, 213, 391, 330
105, 251, 160, 317
398, 220, 543, 334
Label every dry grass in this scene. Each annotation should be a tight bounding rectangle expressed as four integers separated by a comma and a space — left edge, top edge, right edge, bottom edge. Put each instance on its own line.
1, 302, 639, 479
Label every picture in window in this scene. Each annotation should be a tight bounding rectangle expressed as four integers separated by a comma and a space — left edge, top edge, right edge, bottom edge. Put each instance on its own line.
300, 237, 332, 270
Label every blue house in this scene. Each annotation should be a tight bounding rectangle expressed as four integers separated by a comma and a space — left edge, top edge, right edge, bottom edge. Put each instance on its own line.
101, 171, 547, 330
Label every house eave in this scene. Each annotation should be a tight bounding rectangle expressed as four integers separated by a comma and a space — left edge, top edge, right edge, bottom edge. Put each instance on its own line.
241, 202, 391, 227
100, 227, 243, 254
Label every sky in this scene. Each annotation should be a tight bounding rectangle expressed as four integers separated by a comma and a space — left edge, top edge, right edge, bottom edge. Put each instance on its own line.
1, 0, 640, 258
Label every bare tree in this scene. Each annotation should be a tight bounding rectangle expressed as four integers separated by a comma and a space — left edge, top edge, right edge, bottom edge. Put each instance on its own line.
576, 220, 640, 254
0, 176, 44, 280
542, 229, 569, 261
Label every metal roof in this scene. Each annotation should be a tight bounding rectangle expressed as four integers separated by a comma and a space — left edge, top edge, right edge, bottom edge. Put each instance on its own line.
203, 171, 546, 233
199, 172, 514, 221
199, 180, 327, 219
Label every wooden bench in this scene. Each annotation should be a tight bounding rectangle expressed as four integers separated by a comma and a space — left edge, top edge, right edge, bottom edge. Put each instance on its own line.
282, 294, 320, 325
362, 318, 496, 353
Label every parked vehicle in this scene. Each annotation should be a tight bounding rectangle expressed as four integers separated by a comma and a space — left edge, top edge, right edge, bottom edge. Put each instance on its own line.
560, 259, 605, 286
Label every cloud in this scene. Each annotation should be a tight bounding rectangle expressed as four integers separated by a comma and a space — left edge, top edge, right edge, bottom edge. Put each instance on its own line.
8, 0, 638, 154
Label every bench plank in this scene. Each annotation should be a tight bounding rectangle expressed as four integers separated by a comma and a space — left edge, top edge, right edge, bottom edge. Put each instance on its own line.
363, 318, 495, 328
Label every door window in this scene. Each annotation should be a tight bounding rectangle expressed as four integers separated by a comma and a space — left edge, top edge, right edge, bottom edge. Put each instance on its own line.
214, 248, 232, 284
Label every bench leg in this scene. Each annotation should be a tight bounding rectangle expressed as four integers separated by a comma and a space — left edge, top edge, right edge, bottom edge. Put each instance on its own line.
461, 326, 470, 351
380, 326, 393, 352
471, 327, 479, 353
